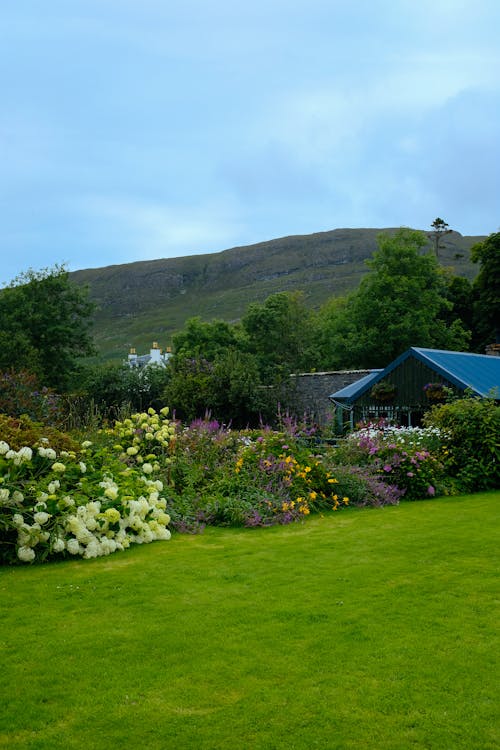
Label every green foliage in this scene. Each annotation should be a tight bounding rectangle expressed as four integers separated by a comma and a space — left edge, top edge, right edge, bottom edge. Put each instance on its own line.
0, 265, 95, 391
320, 228, 471, 368
166, 423, 350, 529
0, 413, 79, 453
242, 291, 317, 380
164, 349, 271, 427
0, 370, 64, 424
0, 409, 175, 564
79, 362, 171, 416
163, 356, 217, 423
442, 274, 474, 332
172, 316, 242, 360
334, 424, 446, 500
471, 232, 500, 350
424, 396, 500, 490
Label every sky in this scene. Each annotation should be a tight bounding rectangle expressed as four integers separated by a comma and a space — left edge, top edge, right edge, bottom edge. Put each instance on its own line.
1, 0, 499, 285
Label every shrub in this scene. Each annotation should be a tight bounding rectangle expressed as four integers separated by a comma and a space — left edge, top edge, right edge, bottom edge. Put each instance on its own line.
332, 465, 405, 507
424, 396, 500, 490
0, 414, 79, 453
0, 370, 64, 425
0, 434, 172, 565
338, 425, 445, 500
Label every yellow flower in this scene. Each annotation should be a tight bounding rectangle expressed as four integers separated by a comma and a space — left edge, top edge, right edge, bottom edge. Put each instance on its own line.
304, 466, 311, 473
327, 478, 338, 484
309, 491, 317, 501
343, 497, 349, 505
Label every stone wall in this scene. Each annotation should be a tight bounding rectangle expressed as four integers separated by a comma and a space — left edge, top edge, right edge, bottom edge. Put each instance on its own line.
288, 370, 372, 425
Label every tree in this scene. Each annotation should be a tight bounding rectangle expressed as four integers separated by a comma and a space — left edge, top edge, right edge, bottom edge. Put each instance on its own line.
470, 232, 500, 351
0, 265, 95, 392
323, 228, 470, 369
241, 292, 317, 381
428, 217, 452, 257
172, 317, 241, 361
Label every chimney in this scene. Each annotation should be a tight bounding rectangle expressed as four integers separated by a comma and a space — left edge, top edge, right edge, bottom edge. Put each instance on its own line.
485, 343, 500, 357
149, 342, 162, 364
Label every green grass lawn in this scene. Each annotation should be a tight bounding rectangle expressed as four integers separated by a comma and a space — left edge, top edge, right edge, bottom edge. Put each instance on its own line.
1, 493, 498, 750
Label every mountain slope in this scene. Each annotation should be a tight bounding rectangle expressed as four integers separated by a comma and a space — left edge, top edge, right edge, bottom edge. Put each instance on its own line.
69, 227, 482, 361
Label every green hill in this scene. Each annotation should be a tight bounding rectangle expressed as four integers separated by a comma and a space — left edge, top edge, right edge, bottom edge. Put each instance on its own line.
69, 227, 483, 361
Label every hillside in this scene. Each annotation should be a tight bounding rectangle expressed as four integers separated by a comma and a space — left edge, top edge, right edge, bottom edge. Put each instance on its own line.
69, 227, 483, 361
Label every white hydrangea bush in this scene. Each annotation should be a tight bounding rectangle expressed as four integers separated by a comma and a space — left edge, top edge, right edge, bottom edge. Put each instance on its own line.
0, 409, 175, 564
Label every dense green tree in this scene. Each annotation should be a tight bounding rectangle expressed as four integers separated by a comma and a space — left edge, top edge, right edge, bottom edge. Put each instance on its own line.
172, 317, 241, 361
0, 265, 95, 391
162, 356, 216, 423
321, 228, 470, 369
79, 362, 171, 416
241, 292, 317, 381
470, 232, 500, 351
442, 275, 474, 333
210, 349, 271, 426
163, 349, 269, 427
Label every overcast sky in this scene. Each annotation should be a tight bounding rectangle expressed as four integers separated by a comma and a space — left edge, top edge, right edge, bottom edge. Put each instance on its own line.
1, 0, 499, 285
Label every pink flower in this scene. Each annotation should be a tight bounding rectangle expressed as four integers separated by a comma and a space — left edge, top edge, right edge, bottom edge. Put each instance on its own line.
383, 464, 392, 472
427, 485, 435, 496
407, 472, 414, 477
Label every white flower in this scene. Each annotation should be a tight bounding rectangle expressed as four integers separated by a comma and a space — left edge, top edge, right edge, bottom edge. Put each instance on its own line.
52, 538, 65, 553
142, 463, 153, 474
104, 487, 118, 501
38, 446, 57, 460
79, 462, 87, 473
83, 539, 101, 559
34, 511, 51, 525
18, 447, 33, 463
51, 462, 66, 473
66, 538, 81, 555
0, 489, 10, 504
155, 527, 171, 541
81, 440, 93, 449
47, 480, 60, 494
11, 491, 24, 505
126, 446, 138, 456
0, 441, 10, 455
17, 546, 35, 562
12, 513, 24, 527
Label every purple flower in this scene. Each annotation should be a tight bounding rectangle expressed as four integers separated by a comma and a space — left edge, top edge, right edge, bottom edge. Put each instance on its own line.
407, 472, 414, 477
383, 464, 392, 473
427, 485, 435, 496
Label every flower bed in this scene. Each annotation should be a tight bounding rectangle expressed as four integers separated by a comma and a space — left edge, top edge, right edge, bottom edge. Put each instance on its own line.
0, 408, 176, 564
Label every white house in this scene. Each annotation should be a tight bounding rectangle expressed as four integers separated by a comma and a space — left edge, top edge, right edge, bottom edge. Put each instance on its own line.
127, 342, 172, 369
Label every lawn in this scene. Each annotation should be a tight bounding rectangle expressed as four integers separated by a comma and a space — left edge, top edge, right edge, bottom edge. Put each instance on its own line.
1, 493, 498, 750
